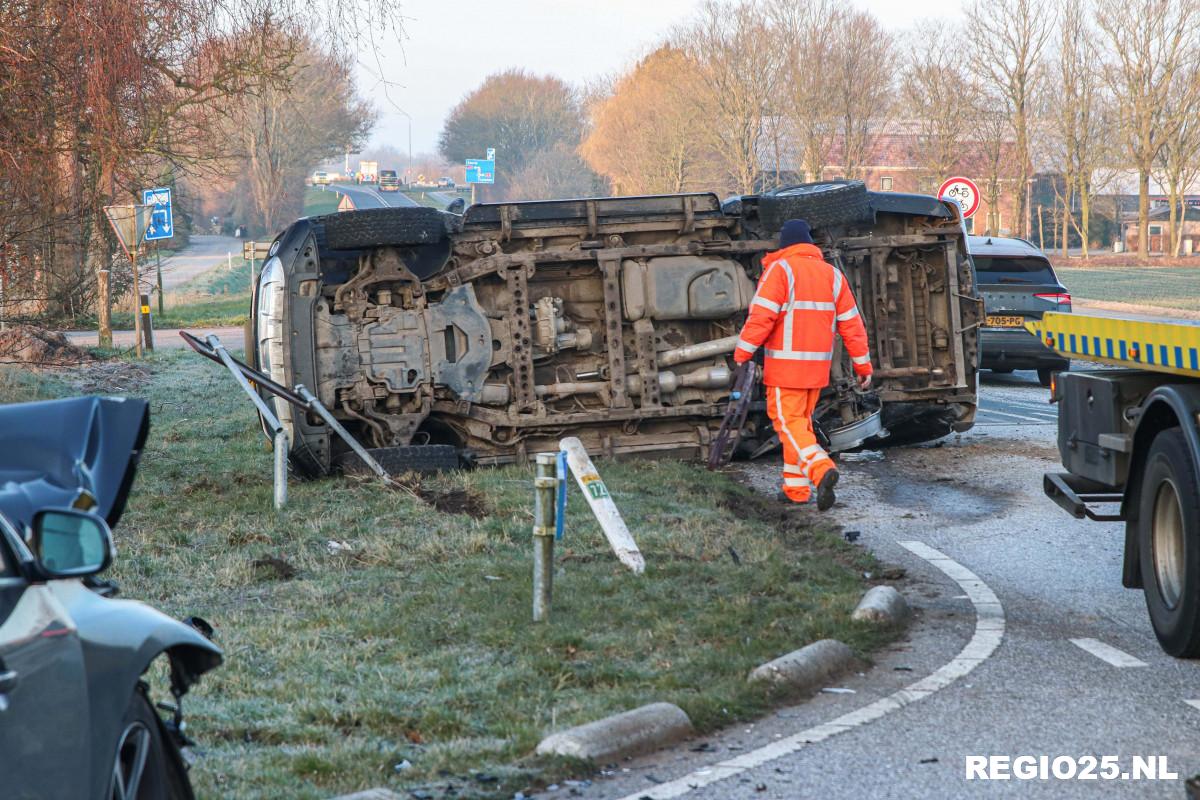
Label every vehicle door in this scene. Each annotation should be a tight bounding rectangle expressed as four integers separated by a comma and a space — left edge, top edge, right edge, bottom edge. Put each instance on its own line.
0, 515, 90, 799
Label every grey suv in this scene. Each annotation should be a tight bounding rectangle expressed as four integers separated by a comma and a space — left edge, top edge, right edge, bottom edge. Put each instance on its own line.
969, 235, 1072, 385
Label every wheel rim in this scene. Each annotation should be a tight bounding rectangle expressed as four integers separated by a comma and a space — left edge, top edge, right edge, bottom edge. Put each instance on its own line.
1152, 478, 1186, 610
110, 720, 152, 800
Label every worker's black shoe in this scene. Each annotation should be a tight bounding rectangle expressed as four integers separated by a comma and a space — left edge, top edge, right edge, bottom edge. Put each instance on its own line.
816, 469, 839, 511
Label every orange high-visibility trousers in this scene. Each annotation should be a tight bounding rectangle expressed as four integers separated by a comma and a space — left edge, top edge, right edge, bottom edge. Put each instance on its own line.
765, 385, 836, 503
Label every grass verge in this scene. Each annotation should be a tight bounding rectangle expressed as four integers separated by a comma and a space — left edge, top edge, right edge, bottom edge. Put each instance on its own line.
3, 353, 901, 799
1056, 266, 1200, 312
305, 187, 343, 216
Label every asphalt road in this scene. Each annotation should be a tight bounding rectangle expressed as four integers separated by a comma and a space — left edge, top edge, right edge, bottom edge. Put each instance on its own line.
582, 371, 1199, 800
65, 326, 243, 350
154, 234, 243, 293
327, 182, 419, 209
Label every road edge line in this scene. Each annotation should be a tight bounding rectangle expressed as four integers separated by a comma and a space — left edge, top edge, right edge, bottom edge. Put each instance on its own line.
612, 539, 1005, 800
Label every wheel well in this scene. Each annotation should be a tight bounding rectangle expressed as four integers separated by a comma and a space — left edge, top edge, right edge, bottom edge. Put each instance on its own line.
1123, 401, 1185, 588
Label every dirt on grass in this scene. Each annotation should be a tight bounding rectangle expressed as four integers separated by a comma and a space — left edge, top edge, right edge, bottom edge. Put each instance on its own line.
419, 486, 490, 518
0, 324, 95, 367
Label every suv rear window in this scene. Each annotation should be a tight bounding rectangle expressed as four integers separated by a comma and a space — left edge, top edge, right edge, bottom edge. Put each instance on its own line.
973, 256, 1056, 284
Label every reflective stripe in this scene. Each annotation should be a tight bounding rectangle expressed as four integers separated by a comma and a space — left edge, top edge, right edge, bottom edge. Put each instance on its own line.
836, 306, 860, 321
799, 444, 823, 459
736, 337, 757, 354
774, 387, 803, 459
783, 463, 803, 474
766, 349, 833, 361
851, 353, 872, 365
832, 267, 844, 299
752, 295, 781, 313
780, 260, 796, 353
790, 300, 836, 312
784, 476, 811, 488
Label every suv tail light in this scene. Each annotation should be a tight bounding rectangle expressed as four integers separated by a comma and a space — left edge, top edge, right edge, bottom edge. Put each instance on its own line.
1034, 292, 1072, 305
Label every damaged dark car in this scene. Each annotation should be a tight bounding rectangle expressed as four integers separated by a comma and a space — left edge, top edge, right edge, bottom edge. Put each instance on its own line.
0, 396, 222, 800
249, 180, 981, 474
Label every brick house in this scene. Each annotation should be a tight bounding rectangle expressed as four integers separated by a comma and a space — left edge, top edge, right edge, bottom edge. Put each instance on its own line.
1122, 203, 1200, 255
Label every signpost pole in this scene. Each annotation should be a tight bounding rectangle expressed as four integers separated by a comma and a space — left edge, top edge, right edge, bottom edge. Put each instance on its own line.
97, 270, 112, 349
131, 245, 143, 358
140, 292, 154, 352
155, 246, 164, 316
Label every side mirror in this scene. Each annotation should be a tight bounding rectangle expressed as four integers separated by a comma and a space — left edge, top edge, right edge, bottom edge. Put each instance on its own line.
30, 509, 114, 578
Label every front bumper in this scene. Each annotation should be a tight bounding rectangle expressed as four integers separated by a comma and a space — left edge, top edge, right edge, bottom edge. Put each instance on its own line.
981, 328, 1068, 370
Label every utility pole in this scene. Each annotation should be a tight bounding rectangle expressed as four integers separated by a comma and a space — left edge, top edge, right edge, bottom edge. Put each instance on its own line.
155, 246, 164, 315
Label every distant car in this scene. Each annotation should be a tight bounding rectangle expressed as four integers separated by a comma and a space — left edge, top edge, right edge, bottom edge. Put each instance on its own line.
437, 177, 455, 188
312, 171, 330, 186
969, 234, 1072, 386
379, 170, 400, 192
0, 396, 222, 799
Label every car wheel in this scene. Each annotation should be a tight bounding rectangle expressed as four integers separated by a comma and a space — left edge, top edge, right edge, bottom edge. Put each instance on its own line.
321, 207, 448, 250
1137, 427, 1200, 657
109, 688, 191, 800
756, 180, 872, 233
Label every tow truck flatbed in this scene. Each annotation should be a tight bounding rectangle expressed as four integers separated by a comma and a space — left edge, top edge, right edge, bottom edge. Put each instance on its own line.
1033, 310, 1200, 657
1026, 311, 1200, 378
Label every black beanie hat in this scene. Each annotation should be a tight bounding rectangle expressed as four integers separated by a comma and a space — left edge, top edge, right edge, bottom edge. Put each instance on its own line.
779, 219, 814, 247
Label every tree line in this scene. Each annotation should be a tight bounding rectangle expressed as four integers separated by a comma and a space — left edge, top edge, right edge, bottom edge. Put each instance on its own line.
0, 0, 392, 323
442, 0, 1200, 260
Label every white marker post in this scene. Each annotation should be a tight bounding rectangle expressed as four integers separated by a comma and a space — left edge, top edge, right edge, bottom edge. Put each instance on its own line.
558, 437, 645, 574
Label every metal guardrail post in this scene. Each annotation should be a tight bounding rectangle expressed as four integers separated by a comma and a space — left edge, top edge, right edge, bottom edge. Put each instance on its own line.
532, 453, 557, 622
273, 430, 288, 510
205, 334, 288, 509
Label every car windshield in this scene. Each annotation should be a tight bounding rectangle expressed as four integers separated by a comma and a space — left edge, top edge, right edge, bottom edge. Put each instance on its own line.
973, 255, 1056, 284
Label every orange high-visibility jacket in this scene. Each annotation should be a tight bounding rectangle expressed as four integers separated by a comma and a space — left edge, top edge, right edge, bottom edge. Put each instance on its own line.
733, 243, 872, 389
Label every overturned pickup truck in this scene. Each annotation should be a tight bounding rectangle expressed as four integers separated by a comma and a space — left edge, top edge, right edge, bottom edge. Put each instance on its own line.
250, 182, 981, 474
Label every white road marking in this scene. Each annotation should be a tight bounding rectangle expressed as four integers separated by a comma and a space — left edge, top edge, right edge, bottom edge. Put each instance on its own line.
1069, 638, 1148, 668
613, 541, 1004, 800
1184, 700, 1200, 713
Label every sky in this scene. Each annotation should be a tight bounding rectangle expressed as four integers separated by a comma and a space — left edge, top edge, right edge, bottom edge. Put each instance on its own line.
357, 0, 967, 159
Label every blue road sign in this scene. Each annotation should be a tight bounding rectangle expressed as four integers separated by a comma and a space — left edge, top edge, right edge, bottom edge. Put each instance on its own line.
141, 187, 174, 241
465, 158, 495, 184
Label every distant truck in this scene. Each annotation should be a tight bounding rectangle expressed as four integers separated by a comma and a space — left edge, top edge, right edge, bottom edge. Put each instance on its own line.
357, 161, 378, 184
311, 171, 329, 186
1037, 312, 1200, 657
378, 169, 400, 192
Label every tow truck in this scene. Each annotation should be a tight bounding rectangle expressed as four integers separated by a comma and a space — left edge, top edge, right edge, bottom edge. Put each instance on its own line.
1033, 311, 1200, 656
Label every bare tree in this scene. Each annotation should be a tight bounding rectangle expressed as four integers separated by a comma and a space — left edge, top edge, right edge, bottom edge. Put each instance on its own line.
676, 0, 781, 193
1050, 0, 1113, 257
1095, 0, 1200, 258
826, 10, 896, 179
902, 22, 977, 189
1153, 61, 1200, 255
768, 0, 841, 182
580, 47, 716, 195
967, 0, 1054, 239
227, 36, 374, 235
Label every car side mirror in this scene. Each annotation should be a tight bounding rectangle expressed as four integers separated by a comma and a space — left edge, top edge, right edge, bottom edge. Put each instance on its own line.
30, 509, 114, 578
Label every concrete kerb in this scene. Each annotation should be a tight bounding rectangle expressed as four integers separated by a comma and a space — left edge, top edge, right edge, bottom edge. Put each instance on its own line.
851, 584, 911, 625
535, 702, 694, 762
747, 638, 856, 691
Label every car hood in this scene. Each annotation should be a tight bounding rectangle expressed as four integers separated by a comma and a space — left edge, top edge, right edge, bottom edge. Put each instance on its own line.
0, 396, 149, 531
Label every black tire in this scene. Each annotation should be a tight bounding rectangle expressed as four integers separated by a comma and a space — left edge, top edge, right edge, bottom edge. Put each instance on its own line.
756, 180, 872, 233
321, 207, 447, 250
108, 687, 192, 799
336, 444, 462, 476
1136, 427, 1200, 657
